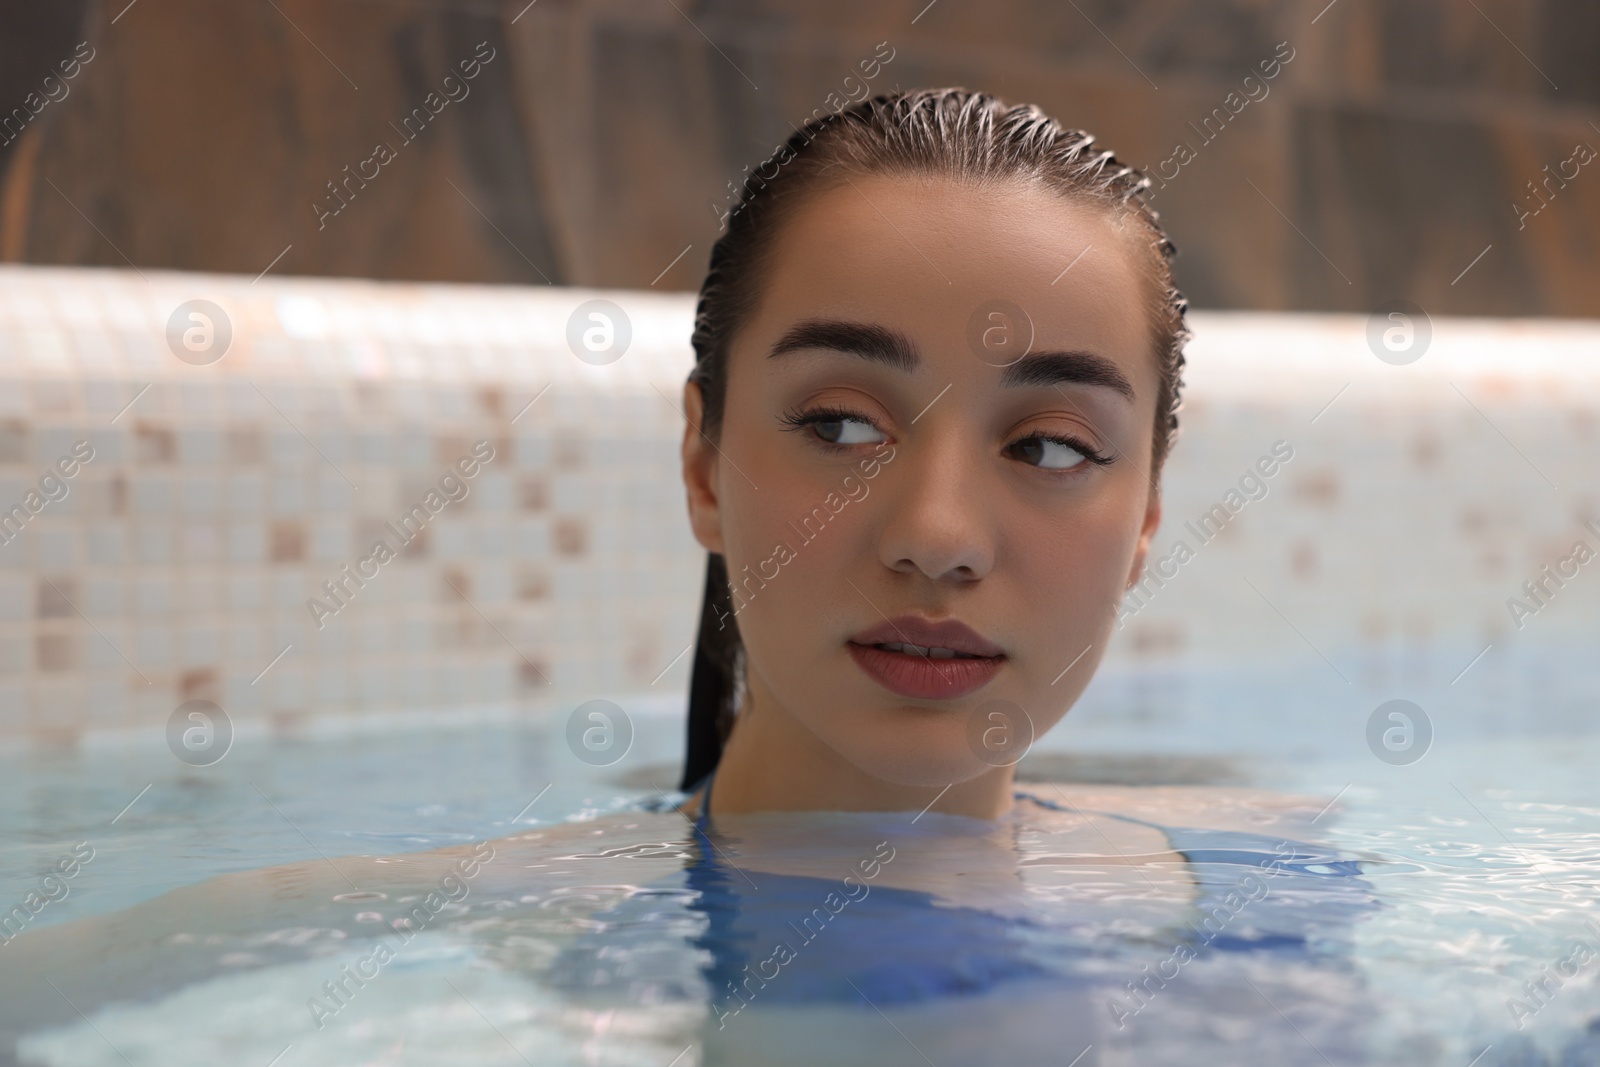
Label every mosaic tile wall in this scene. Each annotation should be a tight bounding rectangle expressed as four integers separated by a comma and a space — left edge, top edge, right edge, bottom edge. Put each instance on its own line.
1123, 314, 1600, 668
0, 266, 705, 744
1, 264, 1596, 745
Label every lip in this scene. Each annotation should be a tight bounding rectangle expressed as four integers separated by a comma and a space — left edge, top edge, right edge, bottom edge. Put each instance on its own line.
846, 614, 1005, 700
848, 615, 1005, 657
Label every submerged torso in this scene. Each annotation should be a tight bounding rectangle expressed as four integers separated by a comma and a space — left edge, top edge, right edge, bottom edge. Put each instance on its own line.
2, 781, 1384, 1067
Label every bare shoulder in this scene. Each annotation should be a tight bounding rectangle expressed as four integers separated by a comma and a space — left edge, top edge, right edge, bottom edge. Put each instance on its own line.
1021, 782, 1338, 840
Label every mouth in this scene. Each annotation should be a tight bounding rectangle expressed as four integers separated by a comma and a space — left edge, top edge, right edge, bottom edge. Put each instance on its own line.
865, 641, 989, 660
846, 615, 1005, 700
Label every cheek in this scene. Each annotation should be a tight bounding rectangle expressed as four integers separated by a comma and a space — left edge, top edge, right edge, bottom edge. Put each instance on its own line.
712, 417, 854, 640
1016, 487, 1142, 602
717, 463, 866, 648
1001, 487, 1149, 700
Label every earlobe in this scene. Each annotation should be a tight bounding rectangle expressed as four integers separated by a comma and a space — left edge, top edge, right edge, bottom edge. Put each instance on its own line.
1126, 491, 1162, 588
681, 380, 726, 554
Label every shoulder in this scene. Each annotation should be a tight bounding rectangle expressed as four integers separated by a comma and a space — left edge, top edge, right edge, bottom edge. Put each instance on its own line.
1018, 782, 1337, 841
1010, 790, 1186, 866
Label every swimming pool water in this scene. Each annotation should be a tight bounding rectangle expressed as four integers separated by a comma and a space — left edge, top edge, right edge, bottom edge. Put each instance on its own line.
2, 645, 1598, 1066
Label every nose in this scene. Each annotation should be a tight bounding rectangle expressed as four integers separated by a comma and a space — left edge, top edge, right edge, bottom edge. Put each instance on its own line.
874, 430, 997, 583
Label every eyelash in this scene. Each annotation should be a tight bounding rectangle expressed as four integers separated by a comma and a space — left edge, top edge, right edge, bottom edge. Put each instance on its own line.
778, 404, 1114, 470
778, 404, 874, 442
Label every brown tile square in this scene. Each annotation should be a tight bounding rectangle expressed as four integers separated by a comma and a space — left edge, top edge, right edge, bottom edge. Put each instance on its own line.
1289, 540, 1318, 579
36, 632, 78, 672
133, 423, 176, 463
518, 476, 548, 511
397, 527, 429, 559
436, 435, 469, 466
554, 517, 587, 555
269, 520, 306, 563
37, 578, 77, 619
179, 667, 221, 703
226, 427, 264, 465
441, 566, 470, 601
1294, 469, 1340, 506
517, 658, 550, 690
0, 419, 27, 463
515, 567, 550, 600
554, 438, 584, 469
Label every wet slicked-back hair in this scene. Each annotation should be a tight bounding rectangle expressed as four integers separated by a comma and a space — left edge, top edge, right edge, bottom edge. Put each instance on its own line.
681, 88, 1190, 791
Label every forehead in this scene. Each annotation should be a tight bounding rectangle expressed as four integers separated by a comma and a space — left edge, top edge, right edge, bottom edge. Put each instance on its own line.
742, 174, 1156, 386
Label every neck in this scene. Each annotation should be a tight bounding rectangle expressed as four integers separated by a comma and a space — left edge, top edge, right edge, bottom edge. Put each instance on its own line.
705, 676, 1019, 820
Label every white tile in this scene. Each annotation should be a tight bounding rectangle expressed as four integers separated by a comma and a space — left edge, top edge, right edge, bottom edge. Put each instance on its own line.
227, 522, 265, 564
179, 624, 219, 666
270, 474, 307, 515
178, 428, 222, 465
309, 518, 350, 563
134, 576, 171, 615
226, 622, 264, 663
134, 524, 172, 564
83, 577, 123, 618
228, 473, 263, 514
0, 628, 25, 673
182, 476, 220, 514
134, 625, 173, 668
129, 475, 172, 515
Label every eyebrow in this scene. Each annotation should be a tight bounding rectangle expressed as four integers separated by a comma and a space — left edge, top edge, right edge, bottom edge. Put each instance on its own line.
767, 318, 1136, 401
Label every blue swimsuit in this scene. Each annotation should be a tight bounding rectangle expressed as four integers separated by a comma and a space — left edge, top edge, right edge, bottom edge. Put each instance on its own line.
549, 771, 1378, 1011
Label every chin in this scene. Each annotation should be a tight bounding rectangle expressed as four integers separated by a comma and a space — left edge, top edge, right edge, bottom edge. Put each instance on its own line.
826, 712, 997, 789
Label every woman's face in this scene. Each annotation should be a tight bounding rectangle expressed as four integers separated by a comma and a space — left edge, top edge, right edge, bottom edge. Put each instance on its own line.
683, 174, 1163, 789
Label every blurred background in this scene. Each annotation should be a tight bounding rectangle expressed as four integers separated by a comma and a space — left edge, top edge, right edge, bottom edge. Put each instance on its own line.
3, 0, 1599, 313
0, 1, 1596, 798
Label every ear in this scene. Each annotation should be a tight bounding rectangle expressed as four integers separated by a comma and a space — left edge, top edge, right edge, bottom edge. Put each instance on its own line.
681, 379, 726, 554
1126, 488, 1162, 589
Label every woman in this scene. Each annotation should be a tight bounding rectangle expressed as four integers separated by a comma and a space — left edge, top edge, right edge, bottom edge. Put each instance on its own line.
630, 87, 1377, 1062
673, 87, 1185, 821
0, 90, 1380, 1067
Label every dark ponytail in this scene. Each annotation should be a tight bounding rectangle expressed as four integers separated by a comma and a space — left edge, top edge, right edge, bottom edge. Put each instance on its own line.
680, 552, 741, 790
679, 88, 1190, 790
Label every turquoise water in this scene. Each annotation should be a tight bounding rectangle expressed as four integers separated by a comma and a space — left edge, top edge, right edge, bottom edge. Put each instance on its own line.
2, 647, 1598, 1066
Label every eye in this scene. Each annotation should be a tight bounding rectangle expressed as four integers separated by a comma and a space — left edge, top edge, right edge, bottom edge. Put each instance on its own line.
819, 417, 884, 445
780, 405, 888, 448
1007, 433, 1112, 471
